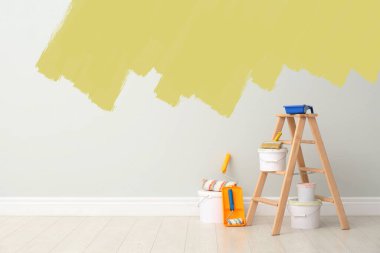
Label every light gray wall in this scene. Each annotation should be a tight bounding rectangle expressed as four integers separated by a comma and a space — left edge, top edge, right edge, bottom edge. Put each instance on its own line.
0, 0, 379, 198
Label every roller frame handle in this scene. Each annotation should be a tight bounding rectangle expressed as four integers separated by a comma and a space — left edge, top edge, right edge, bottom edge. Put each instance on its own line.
305, 105, 314, 114
228, 189, 235, 211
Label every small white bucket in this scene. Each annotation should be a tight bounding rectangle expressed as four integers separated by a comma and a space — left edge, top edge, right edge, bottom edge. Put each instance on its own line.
297, 182, 316, 202
258, 148, 288, 171
288, 199, 322, 229
197, 190, 223, 223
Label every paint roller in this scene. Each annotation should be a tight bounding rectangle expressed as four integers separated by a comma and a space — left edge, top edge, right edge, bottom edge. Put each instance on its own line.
226, 188, 243, 225
221, 153, 238, 183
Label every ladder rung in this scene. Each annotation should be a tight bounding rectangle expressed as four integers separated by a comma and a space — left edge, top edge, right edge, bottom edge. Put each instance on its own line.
265, 170, 319, 176
266, 171, 286, 175
253, 197, 279, 206
299, 167, 325, 174
281, 140, 316, 144
315, 195, 334, 203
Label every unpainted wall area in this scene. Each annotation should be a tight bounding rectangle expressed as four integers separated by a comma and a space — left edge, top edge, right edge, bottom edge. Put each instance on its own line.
0, 0, 379, 197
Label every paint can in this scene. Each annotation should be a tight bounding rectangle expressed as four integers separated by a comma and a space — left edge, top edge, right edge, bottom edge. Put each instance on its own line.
258, 148, 288, 171
197, 190, 223, 223
288, 199, 322, 229
297, 182, 316, 202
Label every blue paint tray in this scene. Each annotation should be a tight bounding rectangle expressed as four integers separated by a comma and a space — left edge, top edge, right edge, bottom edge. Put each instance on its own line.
283, 105, 314, 114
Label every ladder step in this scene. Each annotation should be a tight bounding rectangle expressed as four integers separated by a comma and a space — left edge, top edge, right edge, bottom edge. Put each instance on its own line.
266, 171, 317, 176
281, 140, 316, 144
299, 167, 325, 174
266, 171, 286, 175
315, 195, 334, 203
253, 197, 279, 206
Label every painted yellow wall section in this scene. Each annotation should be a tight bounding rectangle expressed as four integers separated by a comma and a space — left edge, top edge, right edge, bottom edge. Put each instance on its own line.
37, 0, 380, 116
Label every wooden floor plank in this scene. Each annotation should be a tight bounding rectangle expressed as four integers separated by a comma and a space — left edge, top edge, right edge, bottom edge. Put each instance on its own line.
0, 217, 59, 253
0, 216, 374, 252
185, 217, 217, 253
366, 216, 380, 247
118, 217, 163, 253
84, 217, 135, 253
150, 217, 189, 253
342, 216, 380, 250
15, 217, 85, 253
50, 216, 110, 253
0, 217, 32, 239
322, 216, 380, 253
215, 223, 251, 253
348, 216, 380, 248
246, 216, 285, 253
274, 217, 319, 253
302, 217, 349, 253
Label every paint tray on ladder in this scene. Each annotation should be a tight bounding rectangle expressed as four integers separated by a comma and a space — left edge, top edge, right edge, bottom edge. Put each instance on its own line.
222, 186, 246, 227
283, 105, 314, 114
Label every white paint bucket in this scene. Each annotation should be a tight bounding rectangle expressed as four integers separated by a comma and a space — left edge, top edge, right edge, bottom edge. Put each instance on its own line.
288, 199, 322, 229
297, 182, 316, 202
197, 190, 223, 223
258, 148, 288, 171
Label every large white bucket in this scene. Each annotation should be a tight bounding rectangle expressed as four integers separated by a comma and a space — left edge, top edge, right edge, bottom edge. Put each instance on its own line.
297, 182, 316, 202
258, 148, 288, 171
288, 199, 322, 229
198, 190, 223, 223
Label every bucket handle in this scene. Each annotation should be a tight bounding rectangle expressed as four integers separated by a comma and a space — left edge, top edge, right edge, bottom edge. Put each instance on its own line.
197, 195, 216, 207
288, 206, 320, 217
260, 154, 287, 163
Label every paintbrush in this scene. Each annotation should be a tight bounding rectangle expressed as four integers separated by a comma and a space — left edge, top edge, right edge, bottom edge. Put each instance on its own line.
260, 132, 282, 149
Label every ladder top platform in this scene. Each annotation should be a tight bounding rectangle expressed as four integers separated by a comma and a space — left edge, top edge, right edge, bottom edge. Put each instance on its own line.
276, 114, 318, 118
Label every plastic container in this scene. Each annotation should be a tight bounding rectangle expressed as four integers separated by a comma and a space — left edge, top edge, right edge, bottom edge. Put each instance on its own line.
297, 182, 316, 202
198, 190, 223, 223
258, 148, 288, 171
222, 186, 246, 227
288, 199, 322, 229
284, 105, 314, 114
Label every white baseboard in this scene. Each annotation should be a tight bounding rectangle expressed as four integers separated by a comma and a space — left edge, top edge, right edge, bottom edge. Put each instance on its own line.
245, 197, 380, 216
0, 197, 378, 216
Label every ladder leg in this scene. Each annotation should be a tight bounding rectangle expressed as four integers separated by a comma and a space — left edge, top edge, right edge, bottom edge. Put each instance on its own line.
272, 117, 285, 140
246, 172, 267, 225
308, 118, 349, 230
287, 117, 309, 183
246, 116, 285, 226
272, 117, 306, 235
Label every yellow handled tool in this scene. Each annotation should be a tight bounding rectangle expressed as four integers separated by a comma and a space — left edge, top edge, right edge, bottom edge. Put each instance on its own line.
273, 131, 282, 141
221, 153, 231, 174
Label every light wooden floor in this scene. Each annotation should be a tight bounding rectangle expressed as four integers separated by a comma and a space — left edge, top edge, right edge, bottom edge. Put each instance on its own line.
0, 216, 378, 253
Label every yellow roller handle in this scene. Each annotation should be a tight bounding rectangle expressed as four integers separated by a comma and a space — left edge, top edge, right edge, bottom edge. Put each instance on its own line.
221, 153, 231, 174
273, 131, 282, 141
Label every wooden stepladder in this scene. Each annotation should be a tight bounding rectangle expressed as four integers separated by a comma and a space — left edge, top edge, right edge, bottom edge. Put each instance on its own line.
246, 113, 350, 235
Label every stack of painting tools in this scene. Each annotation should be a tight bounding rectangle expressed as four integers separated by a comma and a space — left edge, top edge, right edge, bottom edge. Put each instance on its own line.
198, 153, 246, 225
260, 131, 282, 149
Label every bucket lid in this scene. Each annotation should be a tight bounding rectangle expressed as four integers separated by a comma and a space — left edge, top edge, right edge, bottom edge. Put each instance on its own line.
288, 199, 322, 206
257, 148, 288, 153
198, 190, 222, 197
297, 182, 316, 188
